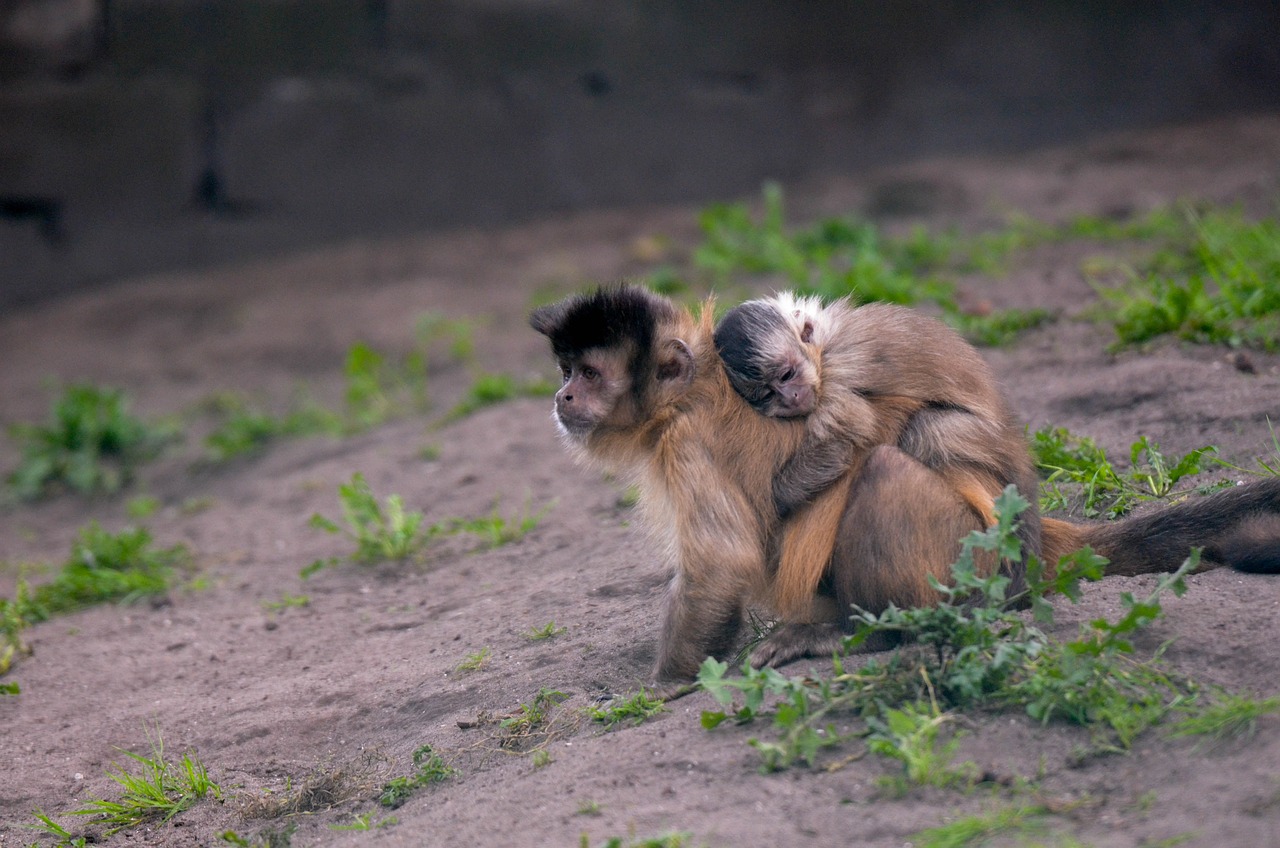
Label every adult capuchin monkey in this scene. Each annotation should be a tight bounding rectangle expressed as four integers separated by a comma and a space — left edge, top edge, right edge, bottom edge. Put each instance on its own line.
531, 284, 1280, 683
713, 293, 1038, 631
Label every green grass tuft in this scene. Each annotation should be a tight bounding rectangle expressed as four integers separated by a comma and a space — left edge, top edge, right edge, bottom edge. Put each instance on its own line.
1171, 689, 1280, 745
1031, 427, 1219, 518
415, 311, 478, 363
907, 804, 1053, 848
55, 730, 220, 837
455, 646, 491, 672
442, 372, 557, 422
452, 497, 553, 549
687, 182, 1054, 347
580, 833, 695, 848
2, 523, 187, 635
203, 394, 341, 462
502, 688, 570, 736
1094, 209, 1280, 350
527, 620, 567, 641
0, 578, 34, 678
202, 321, 454, 461
7, 384, 175, 499
343, 341, 428, 431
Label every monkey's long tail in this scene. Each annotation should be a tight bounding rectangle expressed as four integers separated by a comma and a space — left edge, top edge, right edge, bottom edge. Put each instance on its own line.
1042, 478, 1280, 576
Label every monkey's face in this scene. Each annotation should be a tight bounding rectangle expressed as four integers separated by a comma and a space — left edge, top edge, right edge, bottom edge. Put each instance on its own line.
551, 348, 635, 441
757, 353, 818, 418
531, 285, 696, 452
716, 301, 820, 419
757, 302, 821, 417
721, 349, 817, 418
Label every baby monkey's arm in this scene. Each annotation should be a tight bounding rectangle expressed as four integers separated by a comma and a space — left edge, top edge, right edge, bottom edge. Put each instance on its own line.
772, 431, 853, 519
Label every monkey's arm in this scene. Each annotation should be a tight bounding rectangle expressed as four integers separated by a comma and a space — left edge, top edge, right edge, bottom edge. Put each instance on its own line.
654, 570, 748, 681
772, 388, 895, 520
653, 450, 766, 682
773, 432, 853, 519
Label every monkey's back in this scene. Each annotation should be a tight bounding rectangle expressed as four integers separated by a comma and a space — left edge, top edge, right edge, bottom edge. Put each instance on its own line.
817, 301, 1007, 422
818, 299, 1041, 552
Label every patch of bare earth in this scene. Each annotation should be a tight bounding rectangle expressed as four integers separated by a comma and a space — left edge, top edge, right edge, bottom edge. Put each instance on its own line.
2, 114, 1280, 848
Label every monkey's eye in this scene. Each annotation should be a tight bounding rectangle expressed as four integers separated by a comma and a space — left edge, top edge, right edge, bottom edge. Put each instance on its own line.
778, 367, 795, 383
581, 366, 599, 381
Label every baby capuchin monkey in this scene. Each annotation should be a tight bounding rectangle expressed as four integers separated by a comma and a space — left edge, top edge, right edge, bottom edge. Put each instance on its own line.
715, 293, 1040, 623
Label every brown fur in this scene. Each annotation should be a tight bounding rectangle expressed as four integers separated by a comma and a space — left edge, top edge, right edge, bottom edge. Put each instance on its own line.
723, 295, 1037, 621
534, 285, 1280, 681
533, 288, 810, 679
772, 472, 851, 621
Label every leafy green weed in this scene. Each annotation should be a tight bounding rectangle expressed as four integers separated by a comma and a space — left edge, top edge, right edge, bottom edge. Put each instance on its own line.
1032, 427, 1219, 518
442, 372, 557, 423
307, 476, 551, 575
377, 745, 455, 809
2, 523, 187, 635
866, 698, 978, 794
7, 384, 175, 499
308, 473, 437, 568
1093, 209, 1280, 350
587, 690, 667, 729
699, 487, 1206, 771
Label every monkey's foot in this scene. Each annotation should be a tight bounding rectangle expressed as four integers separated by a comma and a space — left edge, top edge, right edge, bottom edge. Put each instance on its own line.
749, 622, 844, 669
647, 681, 700, 703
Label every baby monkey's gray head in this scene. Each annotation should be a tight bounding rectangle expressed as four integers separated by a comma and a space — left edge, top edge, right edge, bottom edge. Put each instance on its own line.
714, 299, 818, 418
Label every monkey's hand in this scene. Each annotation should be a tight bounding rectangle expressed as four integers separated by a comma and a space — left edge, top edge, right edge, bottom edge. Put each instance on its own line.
749, 622, 844, 669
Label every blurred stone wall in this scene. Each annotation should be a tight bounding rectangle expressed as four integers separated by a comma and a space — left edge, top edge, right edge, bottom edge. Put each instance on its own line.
1, 0, 1278, 305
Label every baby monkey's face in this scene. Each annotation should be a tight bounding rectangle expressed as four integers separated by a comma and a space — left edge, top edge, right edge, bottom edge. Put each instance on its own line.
715, 298, 821, 419
754, 341, 818, 418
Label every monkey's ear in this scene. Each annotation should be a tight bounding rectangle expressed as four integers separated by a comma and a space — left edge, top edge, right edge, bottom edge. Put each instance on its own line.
529, 304, 563, 337
800, 319, 815, 344
657, 338, 695, 385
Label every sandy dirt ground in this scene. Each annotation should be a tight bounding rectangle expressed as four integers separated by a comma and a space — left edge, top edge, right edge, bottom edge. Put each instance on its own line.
2, 113, 1280, 848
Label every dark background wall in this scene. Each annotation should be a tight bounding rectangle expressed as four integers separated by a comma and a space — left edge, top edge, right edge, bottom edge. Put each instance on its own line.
1, 0, 1278, 306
